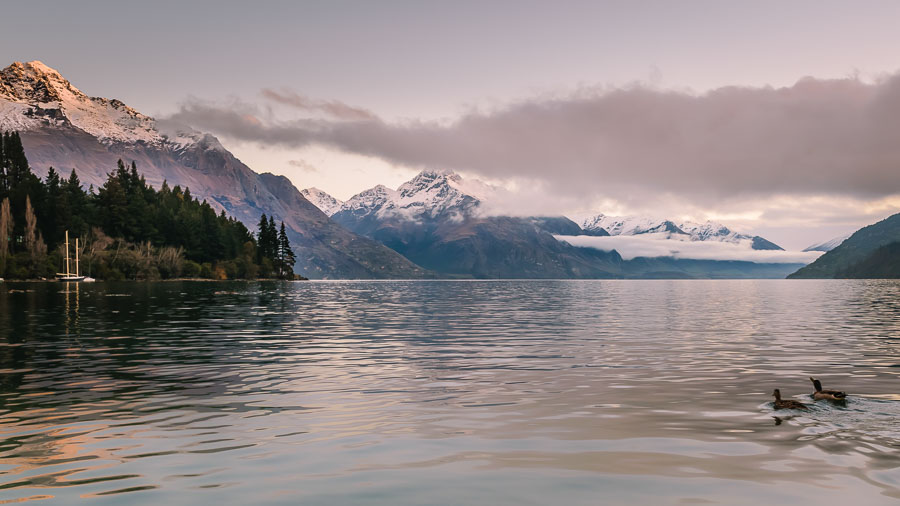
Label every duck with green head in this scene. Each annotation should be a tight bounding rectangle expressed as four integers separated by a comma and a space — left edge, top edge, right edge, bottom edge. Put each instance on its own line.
809, 377, 847, 401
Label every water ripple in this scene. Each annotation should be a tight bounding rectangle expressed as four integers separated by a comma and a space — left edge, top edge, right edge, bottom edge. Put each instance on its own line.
1, 279, 899, 503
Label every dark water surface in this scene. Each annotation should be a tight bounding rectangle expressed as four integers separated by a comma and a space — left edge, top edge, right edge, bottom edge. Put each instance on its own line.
1, 280, 900, 504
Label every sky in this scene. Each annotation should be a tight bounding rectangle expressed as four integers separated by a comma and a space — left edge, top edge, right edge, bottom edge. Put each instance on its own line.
3, 0, 900, 249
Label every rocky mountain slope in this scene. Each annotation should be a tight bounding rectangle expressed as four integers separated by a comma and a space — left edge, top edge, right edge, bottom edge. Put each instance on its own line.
0, 60, 426, 279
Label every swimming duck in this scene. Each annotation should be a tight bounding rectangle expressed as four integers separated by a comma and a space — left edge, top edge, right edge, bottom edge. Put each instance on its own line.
809, 377, 847, 401
772, 389, 809, 410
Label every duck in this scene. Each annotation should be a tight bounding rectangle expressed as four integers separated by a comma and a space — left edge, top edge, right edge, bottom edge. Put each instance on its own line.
772, 389, 809, 410
809, 377, 847, 401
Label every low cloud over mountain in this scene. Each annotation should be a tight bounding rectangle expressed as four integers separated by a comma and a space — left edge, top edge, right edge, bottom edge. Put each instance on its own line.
557, 235, 822, 264
170, 74, 900, 206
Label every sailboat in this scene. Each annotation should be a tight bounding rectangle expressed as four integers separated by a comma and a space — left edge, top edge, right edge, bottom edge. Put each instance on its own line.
56, 231, 93, 282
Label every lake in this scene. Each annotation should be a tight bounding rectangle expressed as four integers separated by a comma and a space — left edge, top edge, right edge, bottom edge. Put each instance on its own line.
1, 280, 899, 504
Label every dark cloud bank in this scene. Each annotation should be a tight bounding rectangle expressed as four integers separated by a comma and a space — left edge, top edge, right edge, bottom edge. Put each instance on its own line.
170, 75, 900, 202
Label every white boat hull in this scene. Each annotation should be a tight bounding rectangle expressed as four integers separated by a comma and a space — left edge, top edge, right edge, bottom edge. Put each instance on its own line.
56, 275, 85, 282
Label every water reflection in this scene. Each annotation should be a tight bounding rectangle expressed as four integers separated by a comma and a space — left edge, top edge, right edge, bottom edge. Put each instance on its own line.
0, 280, 899, 503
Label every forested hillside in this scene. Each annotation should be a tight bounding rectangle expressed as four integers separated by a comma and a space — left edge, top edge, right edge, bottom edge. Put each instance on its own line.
789, 213, 900, 279
0, 131, 298, 280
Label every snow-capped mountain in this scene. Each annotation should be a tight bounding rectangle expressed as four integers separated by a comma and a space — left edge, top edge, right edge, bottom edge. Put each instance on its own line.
582, 214, 687, 237
0, 60, 426, 279
339, 184, 399, 218
329, 170, 621, 277
578, 214, 783, 250
0, 60, 200, 146
300, 187, 344, 216
335, 169, 484, 221
393, 170, 485, 218
803, 233, 851, 252
326, 170, 800, 278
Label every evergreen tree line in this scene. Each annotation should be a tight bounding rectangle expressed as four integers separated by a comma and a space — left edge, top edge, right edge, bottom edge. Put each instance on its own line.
0, 131, 300, 280
256, 214, 297, 279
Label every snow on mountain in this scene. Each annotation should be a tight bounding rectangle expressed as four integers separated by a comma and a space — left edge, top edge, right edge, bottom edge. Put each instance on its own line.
300, 187, 344, 216
0, 60, 428, 279
0, 61, 164, 144
338, 169, 486, 220
582, 214, 688, 237
578, 213, 783, 250
803, 233, 852, 252
679, 220, 753, 244
0, 60, 212, 151
337, 172, 785, 252
340, 184, 400, 217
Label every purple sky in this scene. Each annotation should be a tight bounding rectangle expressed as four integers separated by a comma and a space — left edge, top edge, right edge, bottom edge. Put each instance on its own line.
3, 0, 900, 248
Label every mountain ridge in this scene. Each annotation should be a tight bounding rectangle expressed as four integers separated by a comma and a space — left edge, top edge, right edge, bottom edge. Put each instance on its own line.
578, 213, 783, 250
320, 171, 802, 279
0, 60, 427, 279
789, 213, 900, 278
305, 175, 784, 252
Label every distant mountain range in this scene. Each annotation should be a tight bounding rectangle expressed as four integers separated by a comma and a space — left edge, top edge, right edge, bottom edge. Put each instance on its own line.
323, 171, 618, 278
0, 60, 819, 280
578, 214, 783, 250
789, 213, 900, 278
306, 171, 802, 278
0, 60, 427, 279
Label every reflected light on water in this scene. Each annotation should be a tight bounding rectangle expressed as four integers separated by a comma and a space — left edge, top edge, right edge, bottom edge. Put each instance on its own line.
0, 279, 899, 504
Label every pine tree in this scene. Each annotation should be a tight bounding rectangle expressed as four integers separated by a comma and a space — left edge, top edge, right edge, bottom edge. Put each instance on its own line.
199, 203, 223, 262
278, 221, 296, 279
267, 216, 277, 260
97, 174, 129, 238
63, 169, 88, 238
43, 167, 62, 247
5, 132, 30, 189
257, 213, 270, 262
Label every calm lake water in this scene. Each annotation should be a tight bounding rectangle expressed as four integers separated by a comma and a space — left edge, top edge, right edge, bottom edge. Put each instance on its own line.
1, 280, 900, 504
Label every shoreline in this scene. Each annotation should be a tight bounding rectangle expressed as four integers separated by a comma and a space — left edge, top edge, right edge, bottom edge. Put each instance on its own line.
2, 277, 308, 283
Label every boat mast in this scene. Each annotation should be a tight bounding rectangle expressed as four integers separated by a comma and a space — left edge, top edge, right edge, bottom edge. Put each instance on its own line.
75, 237, 80, 277
65, 230, 71, 277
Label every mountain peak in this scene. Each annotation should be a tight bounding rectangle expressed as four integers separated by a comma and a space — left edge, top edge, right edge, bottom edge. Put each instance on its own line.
300, 187, 344, 216
336, 170, 484, 222
0, 59, 171, 144
416, 168, 459, 179
18, 60, 65, 81
1, 60, 86, 103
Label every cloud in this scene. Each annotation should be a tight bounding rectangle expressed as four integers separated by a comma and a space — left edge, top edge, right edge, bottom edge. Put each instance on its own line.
556, 234, 823, 263
261, 89, 376, 120
287, 159, 318, 173
169, 74, 900, 205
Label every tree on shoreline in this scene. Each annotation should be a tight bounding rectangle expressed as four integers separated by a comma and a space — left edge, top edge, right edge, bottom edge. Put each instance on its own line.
278, 221, 296, 279
255, 214, 296, 279
0, 129, 306, 280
